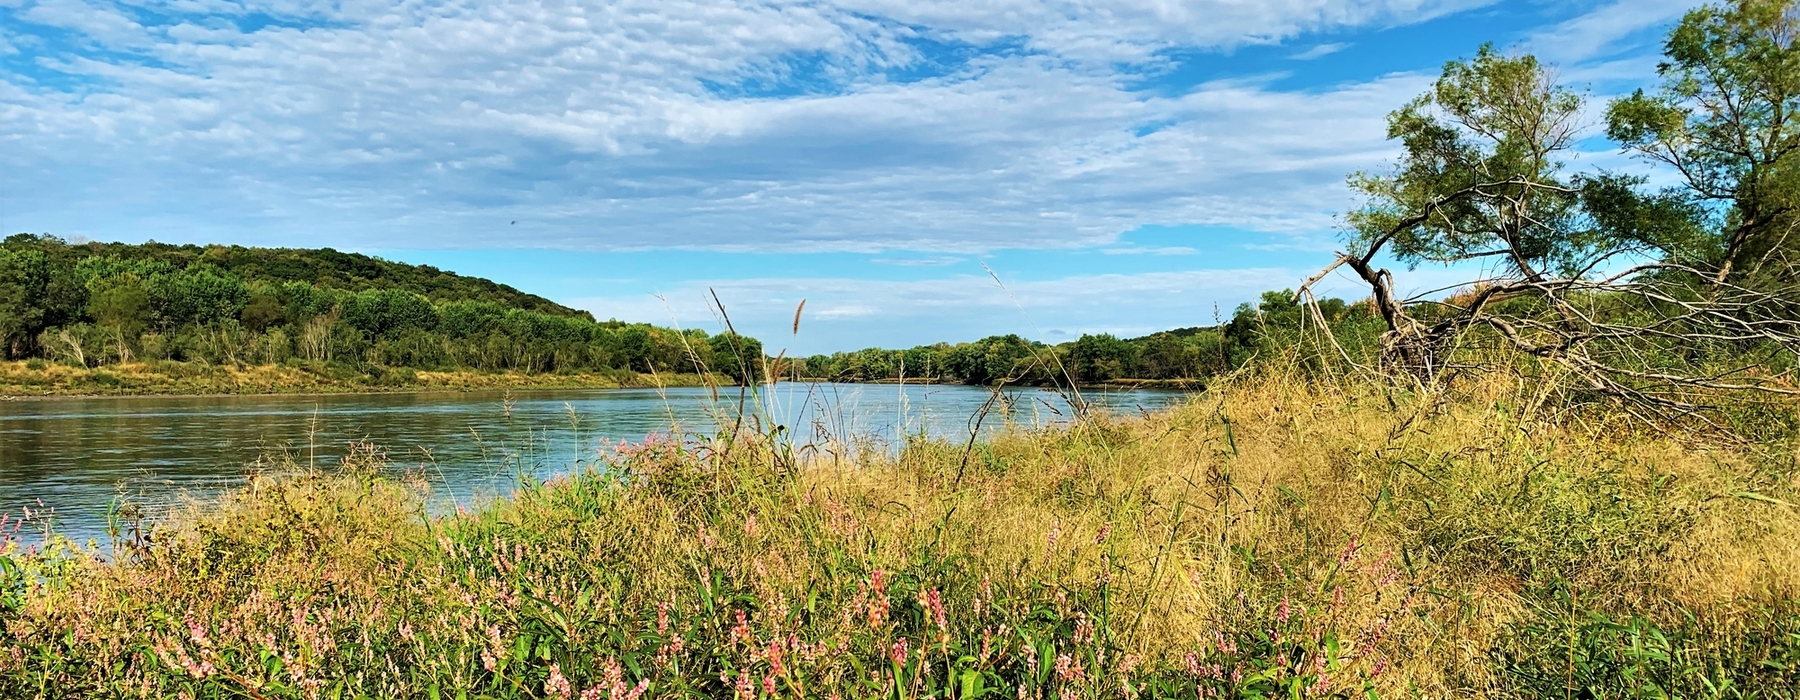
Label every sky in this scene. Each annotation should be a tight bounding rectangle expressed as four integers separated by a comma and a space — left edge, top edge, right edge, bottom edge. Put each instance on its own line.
0, 0, 1700, 355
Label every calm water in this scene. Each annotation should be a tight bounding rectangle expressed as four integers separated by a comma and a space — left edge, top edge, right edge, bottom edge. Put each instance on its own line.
0, 383, 1189, 545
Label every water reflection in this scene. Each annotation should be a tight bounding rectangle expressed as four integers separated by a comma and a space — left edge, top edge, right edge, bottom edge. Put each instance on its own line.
0, 383, 1190, 544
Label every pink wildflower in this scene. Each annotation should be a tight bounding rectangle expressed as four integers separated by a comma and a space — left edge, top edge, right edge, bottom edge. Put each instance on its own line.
1336, 536, 1361, 568
546, 664, 573, 700
922, 588, 947, 630
730, 610, 753, 646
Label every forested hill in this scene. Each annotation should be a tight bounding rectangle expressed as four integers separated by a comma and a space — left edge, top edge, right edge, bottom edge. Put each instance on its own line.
6, 235, 587, 318
0, 234, 764, 382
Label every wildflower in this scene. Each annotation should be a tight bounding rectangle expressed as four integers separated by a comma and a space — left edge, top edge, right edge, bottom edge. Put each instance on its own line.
1073, 617, 1095, 646
1047, 520, 1062, 551
1336, 536, 1361, 568
764, 639, 787, 676
1055, 653, 1085, 682
1370, 657, 1389, 678
1094, 522, 1112, 545
657, 599, 672, 635
730, 610, 753, 646
865, 570, 891, 628
1117, 653, 1142, 697
890, 638, 909, 667
1212, 631, 1238, 656
486, 625, 508, 662
601, 657, 626, 695
762, 674, 777, 696
185, 614, 210, 647
1358, 617, 1392, 655
546, 664, 573, 700
1276, 596, 1292, 624
921, 588, 948, 630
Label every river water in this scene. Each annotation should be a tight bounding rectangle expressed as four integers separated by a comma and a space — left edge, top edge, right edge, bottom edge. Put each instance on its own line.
0, 383, 1190, 545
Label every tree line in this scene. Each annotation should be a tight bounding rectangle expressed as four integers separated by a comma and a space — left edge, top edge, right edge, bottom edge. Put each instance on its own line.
0, 235, 764, 381
794, 292, 1382, 385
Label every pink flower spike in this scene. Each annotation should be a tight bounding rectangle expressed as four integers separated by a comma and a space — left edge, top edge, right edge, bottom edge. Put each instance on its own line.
545, 664, 573, 700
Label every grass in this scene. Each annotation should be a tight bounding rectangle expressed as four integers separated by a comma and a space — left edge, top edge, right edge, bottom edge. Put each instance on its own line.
0, 360, 706, 397
1, 364, 1796, 698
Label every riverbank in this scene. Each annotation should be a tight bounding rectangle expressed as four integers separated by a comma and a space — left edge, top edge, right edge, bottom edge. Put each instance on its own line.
2, 366, 1795, 698
0, 360, 708, 398
2, 360, 1200, 399
848, 377, 1204, 390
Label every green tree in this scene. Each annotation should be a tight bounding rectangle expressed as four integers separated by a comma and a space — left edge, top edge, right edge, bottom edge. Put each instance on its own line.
1349, 46, 1593, 281
707, 332, 765, 384
1071, 333, 1135, 382
148, 264, 249, 328
342, 289, 440, 338
1607, 0, 1800, 283
1342, 46, 1695, 376
89, 279, 151, 362
240, 289, 286, 332
0, 249, 46, 359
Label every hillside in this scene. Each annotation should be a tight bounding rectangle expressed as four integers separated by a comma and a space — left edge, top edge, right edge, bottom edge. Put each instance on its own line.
0, 234, 764, 392
3, 234, 586, 318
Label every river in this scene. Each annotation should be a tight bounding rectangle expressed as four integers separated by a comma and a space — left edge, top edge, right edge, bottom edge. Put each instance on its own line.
0, 383, 1190, 546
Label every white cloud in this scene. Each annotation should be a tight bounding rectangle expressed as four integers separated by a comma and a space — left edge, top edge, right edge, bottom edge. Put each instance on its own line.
872, 256, 965, 266
1290, 42, 1350, 60
20, 0, 145, 44
1525, 0, 1691, 65
1101, 246, 1197, 255
0, 0, 1501, 253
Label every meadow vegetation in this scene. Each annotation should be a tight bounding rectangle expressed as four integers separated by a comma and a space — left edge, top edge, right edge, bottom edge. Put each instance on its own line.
1, 359, 1795, 699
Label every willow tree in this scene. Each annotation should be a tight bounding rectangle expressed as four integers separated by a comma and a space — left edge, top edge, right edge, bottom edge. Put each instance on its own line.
1308, 45, 1797, 414
1608, 0, 1800, 285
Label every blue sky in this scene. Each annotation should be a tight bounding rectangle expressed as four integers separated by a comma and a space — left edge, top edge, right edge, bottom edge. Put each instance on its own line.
0, 0, 1698, 354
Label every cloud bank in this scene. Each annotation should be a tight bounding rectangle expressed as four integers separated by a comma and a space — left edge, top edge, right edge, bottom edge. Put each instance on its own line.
0, 0, 1506, 251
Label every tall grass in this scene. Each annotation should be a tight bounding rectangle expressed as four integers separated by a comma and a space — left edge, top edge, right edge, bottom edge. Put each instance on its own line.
1, 363, 1796, 698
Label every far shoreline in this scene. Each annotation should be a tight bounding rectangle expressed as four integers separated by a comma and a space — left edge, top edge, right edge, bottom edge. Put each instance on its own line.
4, 361, 1202, 401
